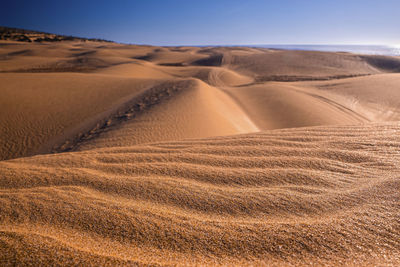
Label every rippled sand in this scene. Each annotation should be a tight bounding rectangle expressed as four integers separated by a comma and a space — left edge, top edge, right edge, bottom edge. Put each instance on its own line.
1, 39, 400, 266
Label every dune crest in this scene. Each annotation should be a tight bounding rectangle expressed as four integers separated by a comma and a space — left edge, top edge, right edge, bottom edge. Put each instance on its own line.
1, 39, 400, 266
74, 79, 259, 151
2, 41, 400, 159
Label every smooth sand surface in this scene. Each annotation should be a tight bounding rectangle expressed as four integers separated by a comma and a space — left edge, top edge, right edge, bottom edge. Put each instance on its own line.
1, 40, 400, 266
0, 73, 158, 160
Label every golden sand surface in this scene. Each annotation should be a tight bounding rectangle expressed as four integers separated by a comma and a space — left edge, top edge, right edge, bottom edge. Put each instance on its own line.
1, 40, 400, 266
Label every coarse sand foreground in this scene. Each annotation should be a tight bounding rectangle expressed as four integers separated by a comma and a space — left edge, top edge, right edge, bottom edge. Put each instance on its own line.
1, 123, 400, 266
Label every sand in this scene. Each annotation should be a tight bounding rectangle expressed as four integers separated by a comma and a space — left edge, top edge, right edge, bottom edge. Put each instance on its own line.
1, 39, 400, 266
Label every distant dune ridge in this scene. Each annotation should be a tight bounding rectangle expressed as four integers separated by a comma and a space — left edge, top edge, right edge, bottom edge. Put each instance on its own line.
1, 29, 400, 266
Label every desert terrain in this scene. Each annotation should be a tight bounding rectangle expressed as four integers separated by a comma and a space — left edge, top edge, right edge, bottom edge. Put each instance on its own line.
1, 30, 400, 266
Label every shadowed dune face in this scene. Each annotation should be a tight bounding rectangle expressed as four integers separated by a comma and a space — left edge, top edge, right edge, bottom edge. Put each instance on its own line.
1, 123, 400, 266
360, 55, 400, 72
1, 40, 400, 266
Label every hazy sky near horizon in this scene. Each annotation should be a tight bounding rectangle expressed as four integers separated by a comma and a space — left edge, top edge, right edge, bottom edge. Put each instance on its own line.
2, 0, 400, 45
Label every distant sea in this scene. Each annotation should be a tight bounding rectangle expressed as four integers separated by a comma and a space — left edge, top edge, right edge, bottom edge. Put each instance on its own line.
253, 45, 400, 56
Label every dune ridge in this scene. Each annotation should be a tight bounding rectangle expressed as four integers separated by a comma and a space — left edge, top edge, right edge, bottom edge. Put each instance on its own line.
1, 39, 400, 266
73, 78, 259, 152
2, 41, 400, 159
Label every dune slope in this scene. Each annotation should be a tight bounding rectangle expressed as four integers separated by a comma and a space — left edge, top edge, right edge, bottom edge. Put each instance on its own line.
2, 40, 400, 266
2, 41, 400, 159
223, 82, 368, 130
1, 123, 400, 266
296, 73, 400, 121
0, 73, 158, 160
74, 79, 258, 151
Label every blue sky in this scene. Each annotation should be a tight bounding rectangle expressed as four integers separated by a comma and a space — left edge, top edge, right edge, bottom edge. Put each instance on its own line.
2, 0, 400, 45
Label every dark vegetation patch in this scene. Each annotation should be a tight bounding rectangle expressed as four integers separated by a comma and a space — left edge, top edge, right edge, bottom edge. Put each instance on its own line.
254, 74, 371, 83
0, 26, 113, 43
0, 57, 130, 73
0, 49, 33, 60
134, 54, 153, 61
158, 62, 186, 67
168, 48, 190, 52
191, 54, 223, 66
70, 50, 97, 57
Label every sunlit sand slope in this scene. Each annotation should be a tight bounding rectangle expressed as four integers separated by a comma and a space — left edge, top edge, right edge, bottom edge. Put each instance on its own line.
223, 82, 367, 130
2, 41, 400, 160
1, 122, 400, 266
0, 73, 157, 160
296, 73, 400, 121
75, 79, 258, 151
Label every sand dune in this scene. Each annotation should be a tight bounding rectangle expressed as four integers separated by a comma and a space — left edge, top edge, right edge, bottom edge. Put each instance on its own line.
1, 123, 400, 266
2, 41, 400, 159
1, 39, 400, 265
75, 79, 258, 151
296, 73, 400, 121
223, 82, 367, 130
0, 72, 159, 160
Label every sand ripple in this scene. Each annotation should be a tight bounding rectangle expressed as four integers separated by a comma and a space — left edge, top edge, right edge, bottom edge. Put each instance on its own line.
1, 123, 400, 266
